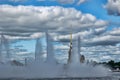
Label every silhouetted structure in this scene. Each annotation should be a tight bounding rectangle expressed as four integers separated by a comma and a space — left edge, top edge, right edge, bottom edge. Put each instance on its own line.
68, 32, 72, 64
80, 55, 85, 63
11, 60, 24, 66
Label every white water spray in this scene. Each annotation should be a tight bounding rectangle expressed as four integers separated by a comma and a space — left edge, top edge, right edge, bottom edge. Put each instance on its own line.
35, 38, 43, 62
0, 35, 10, 62
0, 33, 110, 79
46, 32, 56, 64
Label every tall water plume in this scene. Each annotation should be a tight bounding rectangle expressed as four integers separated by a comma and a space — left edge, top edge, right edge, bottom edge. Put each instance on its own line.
0, 33, 110, 79
0, 34, 10, 62
46, 32, 56, 64
35, 38, 43, 62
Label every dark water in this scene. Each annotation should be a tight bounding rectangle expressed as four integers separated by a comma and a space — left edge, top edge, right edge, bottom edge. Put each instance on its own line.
0, 77, 118, 80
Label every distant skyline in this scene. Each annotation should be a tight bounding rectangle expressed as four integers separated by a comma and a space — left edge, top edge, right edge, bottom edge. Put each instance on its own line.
0, 0, 120, 62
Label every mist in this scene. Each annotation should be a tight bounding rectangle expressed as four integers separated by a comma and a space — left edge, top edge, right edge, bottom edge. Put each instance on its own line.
0, 33, 110, 79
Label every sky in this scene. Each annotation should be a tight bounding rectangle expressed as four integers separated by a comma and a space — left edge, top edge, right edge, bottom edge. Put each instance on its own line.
0, 0, 120, 62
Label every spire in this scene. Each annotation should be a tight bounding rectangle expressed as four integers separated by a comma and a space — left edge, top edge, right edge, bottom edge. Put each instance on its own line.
70, 32, 72, 44
0, 35, 2, 62
78, 36, 80, 55
68, 31, 72, 64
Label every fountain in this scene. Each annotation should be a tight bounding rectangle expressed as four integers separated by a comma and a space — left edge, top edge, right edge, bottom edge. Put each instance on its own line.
0, 34, 10, 63
0, 32, 118, 80
35, 38, 43, 62
46, 32, 56, 64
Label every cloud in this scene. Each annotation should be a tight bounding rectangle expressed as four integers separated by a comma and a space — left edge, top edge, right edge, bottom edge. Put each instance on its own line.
57, 0, 75, 4
105, 0, 120, 16
82, 27, 120, 46
0, 5, 108, 40
77, 0, 88, 5
36, 0, 88, 5
51, 26, 107, 44
9, 0, 27, 2
52, 27, 120, 47
109, 28, 120, 36
4, 32, 44, 40
84, 35, 120, 46
56, 0, 88, 5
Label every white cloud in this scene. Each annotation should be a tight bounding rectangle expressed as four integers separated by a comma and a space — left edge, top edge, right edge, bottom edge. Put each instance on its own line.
9, 0, 27, 2
54, 45, 69, 50
105, 0, 120, 15
84, 35, 120, 46
109, 28, 120, 36
77, 0, 88, 5
0, 5, 108, 40
4, 32, 44, 40
57, 0, 75, 4
79, 27, 120, 46
56, 0, 88, 5
37, 0, 88, 5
